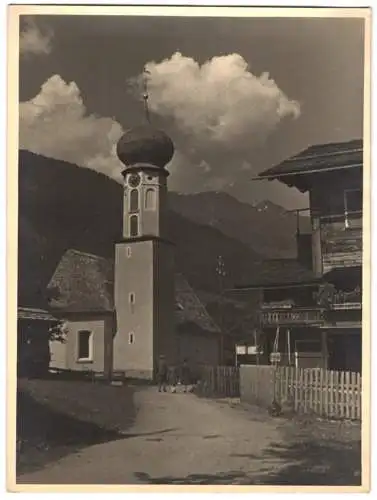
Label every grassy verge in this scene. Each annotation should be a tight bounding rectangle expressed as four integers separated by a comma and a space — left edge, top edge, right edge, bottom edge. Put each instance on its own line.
16, 377, 135, 475
258, 413, 362, 485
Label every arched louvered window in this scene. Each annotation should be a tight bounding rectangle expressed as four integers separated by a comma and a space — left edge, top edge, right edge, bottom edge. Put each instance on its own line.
130, 189, 139, 212
145, 188, 156, 210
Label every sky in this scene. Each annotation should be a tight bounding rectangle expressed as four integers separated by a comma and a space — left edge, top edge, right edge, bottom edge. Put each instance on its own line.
19, 14, 365, 209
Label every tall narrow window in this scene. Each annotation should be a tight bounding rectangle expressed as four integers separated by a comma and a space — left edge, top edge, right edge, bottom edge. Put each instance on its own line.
129, 292, 135, 312
77, 330, 92, 361
128, 332, 135, 345
130, 215, 139, 237
145, 188, 156, 210
130, 189, 139, 212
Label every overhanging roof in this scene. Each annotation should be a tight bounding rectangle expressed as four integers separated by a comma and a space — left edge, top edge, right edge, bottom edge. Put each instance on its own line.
229, 259, 322, 291
255, 139, 363, 192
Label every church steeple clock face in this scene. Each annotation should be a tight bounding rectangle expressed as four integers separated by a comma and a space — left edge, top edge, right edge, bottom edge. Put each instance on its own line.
128, 173, 141, 188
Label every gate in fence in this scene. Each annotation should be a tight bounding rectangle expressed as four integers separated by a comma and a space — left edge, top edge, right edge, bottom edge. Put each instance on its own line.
196, 365, 240, 398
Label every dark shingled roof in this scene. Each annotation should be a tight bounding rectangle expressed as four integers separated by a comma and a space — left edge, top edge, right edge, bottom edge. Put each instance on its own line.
175, 274, 220, 334
258, 139, 362, 179
233, 259, 322, 290
46, 249, 220, 335
47, 249, 114, 313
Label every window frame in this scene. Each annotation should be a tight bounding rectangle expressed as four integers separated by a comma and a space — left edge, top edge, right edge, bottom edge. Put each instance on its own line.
129, 214, 139, 237
77, 330, 93, 363
344, 188, 362, 229
145, 187, 156, 211
129, 188, 139, 213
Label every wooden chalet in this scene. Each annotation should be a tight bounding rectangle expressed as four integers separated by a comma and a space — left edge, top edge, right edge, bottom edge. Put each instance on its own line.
232, 139, 363, 373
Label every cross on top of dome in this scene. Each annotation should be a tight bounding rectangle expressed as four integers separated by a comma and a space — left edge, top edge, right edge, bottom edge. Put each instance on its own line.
116, 67, 174, 170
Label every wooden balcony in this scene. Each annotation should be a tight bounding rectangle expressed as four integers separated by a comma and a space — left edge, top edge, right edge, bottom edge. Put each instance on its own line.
260, 307, 324, 326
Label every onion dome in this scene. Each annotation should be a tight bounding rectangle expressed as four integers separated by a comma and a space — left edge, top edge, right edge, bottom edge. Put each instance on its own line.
116, 125, 174, 169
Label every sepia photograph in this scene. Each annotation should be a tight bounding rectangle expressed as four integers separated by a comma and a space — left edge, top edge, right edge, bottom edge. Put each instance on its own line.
7, 4, 371, 492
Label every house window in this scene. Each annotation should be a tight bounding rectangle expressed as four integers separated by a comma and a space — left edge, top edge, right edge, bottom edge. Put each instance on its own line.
344, 189, 362, 213
344, 189, 362, 229
129, 215, 139, 237
129, 332, 134, 345
130, 189, 139, 212
77, 330, 93, 361
145, 188, 156, 210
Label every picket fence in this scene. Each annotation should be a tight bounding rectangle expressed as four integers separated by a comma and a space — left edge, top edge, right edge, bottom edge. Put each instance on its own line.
277, 366, 362, 420
195, 365, 240, 398
240, 365, 362, 420
195, 365, 362, 420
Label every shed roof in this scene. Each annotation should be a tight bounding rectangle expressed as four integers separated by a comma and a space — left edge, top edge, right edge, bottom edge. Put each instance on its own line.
175, 273, 221, 334
17, 307, 58, 322
232, 259, 322, 290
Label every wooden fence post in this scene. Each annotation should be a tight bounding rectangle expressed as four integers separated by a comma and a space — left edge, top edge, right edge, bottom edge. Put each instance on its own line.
351, 372, 356, 420
329, 370, 334, 418
356, 372, 361, 420
319, 370, 329, 416
294, 367, 299, 412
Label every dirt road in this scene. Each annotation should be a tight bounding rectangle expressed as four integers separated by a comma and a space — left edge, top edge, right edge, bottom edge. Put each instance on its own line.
17, 386, 284, 485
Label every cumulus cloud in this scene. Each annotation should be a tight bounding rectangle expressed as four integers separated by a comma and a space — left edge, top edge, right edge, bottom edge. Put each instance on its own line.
143, 52, 300, 151
19, 75, 124, 180
18, 52, 303, 208
20, 17, 54, 56
129, 52, 302, 199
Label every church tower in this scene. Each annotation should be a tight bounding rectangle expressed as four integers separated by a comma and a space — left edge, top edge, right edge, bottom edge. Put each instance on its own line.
113, 125, 175, 379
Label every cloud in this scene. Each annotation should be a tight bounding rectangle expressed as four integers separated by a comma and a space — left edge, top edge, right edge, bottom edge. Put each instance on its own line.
18, 54, 305, 209
19, 75, 124, 180
20, 17, 54, 56
144, 52, 300, 152
130, 52, 303, 204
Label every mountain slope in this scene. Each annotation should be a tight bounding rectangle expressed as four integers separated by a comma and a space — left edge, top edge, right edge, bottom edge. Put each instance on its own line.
169, 191, 311, 258
17, 150, 262, 306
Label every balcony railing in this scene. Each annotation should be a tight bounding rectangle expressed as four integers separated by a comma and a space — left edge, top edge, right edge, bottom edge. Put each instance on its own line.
260, 307, 324, 326
329, 289, 362, 310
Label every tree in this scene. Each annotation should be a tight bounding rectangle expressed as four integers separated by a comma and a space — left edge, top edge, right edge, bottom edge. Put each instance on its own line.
48, 319, 68, 343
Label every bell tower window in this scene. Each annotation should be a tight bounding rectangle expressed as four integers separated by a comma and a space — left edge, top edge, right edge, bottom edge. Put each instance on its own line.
130, 189, 139, 213
129, 215, 139, 237
145, 188, 156, 210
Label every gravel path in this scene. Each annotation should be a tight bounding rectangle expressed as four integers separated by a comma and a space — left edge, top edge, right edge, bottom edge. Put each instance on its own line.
17, 386, 284, 485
